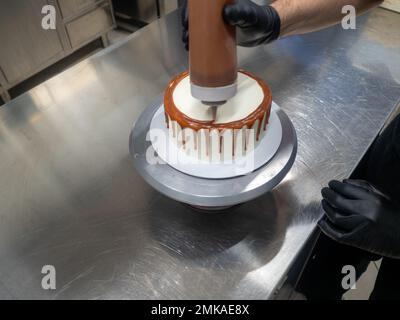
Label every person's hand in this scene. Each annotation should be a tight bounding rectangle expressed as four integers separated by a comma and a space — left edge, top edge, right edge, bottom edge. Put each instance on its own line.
180, 0, 281, 50
223, 0, 281, 47
318, 179, 400, 259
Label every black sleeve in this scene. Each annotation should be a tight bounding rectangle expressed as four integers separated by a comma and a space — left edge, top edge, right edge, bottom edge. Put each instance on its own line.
362, 113, 400, 202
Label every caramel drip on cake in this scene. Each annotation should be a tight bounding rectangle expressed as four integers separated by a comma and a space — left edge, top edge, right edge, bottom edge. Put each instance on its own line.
205, 130, 210, 157
164, 70, 272, 142
232, 129, 236, 157
165, 113, 169, 129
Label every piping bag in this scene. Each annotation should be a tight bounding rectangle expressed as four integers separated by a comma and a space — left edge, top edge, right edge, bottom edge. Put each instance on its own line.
188, 0, 238, 120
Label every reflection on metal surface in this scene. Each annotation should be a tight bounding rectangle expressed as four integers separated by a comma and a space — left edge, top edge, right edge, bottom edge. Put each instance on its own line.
0, 9, 399, 299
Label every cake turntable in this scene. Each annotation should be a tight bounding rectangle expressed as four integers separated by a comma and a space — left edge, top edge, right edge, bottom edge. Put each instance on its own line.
128, 0, 297, 210
129, 94, 297, 209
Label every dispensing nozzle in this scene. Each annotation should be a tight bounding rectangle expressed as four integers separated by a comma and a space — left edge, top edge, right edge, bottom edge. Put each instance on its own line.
189, 0, 238, 121
201, 100, 227, 121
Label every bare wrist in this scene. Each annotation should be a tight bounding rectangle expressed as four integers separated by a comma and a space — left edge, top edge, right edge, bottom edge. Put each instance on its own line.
270, 1, 295, 38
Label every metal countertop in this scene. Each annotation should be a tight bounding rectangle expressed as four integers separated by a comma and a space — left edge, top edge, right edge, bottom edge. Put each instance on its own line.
0, 9, 399, 299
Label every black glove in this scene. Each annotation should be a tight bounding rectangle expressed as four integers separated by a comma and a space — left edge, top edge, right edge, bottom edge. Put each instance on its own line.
181, 0, 281, 50
223, 0, 281, 47
181, 0, 189, 51
318, 179, 400, 259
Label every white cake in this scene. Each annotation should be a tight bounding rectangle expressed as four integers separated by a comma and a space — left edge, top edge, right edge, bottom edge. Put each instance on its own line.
164, 70, 272, 163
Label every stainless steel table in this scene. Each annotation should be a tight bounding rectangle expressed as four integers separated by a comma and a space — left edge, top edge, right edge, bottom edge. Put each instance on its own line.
0, 9, 399, 300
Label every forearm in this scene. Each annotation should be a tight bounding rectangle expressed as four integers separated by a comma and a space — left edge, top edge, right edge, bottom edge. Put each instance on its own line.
271, 0, 383, 37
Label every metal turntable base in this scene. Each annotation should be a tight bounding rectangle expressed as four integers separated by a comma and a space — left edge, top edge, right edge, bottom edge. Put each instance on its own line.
129, 95, 297, 209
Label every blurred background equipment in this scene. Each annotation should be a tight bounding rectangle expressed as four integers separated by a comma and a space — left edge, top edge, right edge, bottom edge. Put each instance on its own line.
112, 0, 181, 31
380, 0, 400, 13
0, 0, 116, 103
0, 0, 183, 105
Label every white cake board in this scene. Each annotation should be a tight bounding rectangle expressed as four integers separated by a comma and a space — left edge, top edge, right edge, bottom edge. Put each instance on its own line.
149, 102, 282, 179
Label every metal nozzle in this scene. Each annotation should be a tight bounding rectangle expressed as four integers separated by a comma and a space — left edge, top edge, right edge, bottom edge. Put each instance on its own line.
201, 100, 226, 121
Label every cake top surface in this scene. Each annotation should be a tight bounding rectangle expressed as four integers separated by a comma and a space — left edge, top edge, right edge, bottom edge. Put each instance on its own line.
172, 72, 264, 124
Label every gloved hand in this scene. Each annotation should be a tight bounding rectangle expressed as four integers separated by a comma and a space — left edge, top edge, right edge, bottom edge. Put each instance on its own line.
181, 0, 281, 50
318, 179, 400, 259
224, 0, 281, 47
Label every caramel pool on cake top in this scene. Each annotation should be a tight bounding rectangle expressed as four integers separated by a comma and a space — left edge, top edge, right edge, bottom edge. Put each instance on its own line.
164, 69, 272, 141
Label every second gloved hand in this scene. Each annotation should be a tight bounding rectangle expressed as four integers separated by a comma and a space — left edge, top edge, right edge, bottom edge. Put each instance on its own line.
181, 0, 281, 50
318, 179, 400, 259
